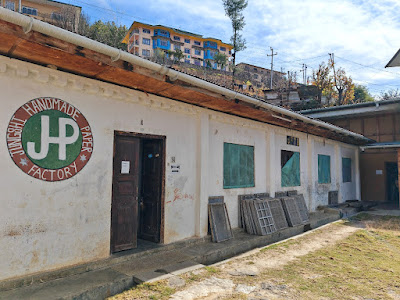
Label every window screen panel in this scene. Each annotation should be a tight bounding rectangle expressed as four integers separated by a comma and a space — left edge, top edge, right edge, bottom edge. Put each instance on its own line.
281, 150, 300, 187
342, 157, 352, 182
223, 143, 255, 189
318, 154, 331, 184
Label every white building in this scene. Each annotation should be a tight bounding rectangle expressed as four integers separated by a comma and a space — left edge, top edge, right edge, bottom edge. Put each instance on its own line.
0, 8, 368, 282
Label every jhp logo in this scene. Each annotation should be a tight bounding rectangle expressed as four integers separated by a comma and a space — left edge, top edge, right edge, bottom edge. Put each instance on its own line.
7, 98, 93, 181
22, 110, 83, 169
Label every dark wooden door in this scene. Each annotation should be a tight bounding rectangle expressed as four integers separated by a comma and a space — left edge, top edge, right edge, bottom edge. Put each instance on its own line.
111, 135, 140, 252
386, 162, 399, 205
139, 139, 162, 242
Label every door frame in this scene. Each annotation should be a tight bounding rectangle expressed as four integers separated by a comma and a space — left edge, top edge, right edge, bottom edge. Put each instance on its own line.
111, 130, 166, 252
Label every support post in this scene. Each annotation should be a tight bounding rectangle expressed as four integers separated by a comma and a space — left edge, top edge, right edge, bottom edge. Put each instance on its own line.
306, 136, 315, 210
195, 112, 209, 237
267, 130, 276, 197
398, 149, 400, 208
355, 147, 361, 201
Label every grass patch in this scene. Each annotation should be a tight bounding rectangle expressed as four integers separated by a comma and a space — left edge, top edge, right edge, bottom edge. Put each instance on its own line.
260, 238, 299, 252
258, 216, 400, 299
204, 266, 220, 274
108, 281, 175, 300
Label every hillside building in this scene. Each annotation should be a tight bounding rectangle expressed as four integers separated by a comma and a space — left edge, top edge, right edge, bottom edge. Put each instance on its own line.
122, 21, 233, 70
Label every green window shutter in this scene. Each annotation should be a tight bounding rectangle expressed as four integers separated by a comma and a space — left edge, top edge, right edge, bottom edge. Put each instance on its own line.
281, 151, 301, 187
223, 143, 255, 189
318, 154, 331, 184
342, 157, 352, 182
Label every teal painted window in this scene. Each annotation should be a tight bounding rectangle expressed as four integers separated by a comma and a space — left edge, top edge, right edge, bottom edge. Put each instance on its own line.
318, 154, 331, 184
342, 157, 352, 182
223, 143, 255, 189
281, 150, 300, 187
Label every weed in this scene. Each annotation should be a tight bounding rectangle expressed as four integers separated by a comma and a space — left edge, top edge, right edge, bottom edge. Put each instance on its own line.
204, 266, 219, 273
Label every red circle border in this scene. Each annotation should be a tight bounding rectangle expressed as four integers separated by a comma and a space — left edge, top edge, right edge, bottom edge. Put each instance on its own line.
6, 97, 93, 182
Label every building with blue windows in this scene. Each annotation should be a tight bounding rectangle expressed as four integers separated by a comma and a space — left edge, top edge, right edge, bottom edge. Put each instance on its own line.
123, 21, 233, 70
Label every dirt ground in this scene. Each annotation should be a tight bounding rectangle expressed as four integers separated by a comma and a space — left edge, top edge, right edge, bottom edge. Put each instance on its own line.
170, 222, 360, 300
110, 214, 400, 300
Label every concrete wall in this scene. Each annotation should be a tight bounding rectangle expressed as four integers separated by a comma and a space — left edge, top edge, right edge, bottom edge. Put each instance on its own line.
0, 55, 360, 281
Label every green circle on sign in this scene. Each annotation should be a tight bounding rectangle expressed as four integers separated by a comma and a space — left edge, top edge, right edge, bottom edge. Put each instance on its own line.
22, 110, 83, 169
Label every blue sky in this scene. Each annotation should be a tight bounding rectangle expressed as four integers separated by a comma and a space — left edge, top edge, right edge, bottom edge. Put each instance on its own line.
65, 0, 400, 98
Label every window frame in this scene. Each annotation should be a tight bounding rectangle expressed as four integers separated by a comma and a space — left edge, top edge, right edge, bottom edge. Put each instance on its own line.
318, 154, 331, 184
281, 150, 301, 187
184, 38, 190, 43
184, 48, 190, 54
142, 28, 150, 34
5, 1, 15, 11
160, 40, 168, 47
223, 142, 255, 189
22, 6, 38, 15
141, 49, 150, 56
142, 38, 151, 45
173, 36, 181, 41
342, 157, 352, 183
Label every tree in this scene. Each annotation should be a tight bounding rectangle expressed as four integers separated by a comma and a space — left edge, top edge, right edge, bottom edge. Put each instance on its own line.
51, 6, 81, 33
353, 85, 374, 103
380, 89, 400, 101
222, 0, 248, 83
85, 20, 128, 50
312, 62, 332, 103
214, 52, 228, 69
329, 56, 354, 105
172, 49, 184, 63
151, 49, 166, 64
342, 75, 355, 104
77, 13, 90, 37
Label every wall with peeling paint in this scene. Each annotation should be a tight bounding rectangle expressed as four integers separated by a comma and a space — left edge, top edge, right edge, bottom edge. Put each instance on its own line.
0, 55, 360, 282
0, 56, 200, 281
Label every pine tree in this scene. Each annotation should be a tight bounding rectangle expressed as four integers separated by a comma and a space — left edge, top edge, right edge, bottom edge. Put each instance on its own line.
222, 0, 248, 85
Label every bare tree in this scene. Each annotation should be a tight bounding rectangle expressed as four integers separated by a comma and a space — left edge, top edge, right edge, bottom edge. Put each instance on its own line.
51, 6, 80, 33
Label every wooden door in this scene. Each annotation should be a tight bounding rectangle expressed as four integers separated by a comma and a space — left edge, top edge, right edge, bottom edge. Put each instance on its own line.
139, 139, 162, 242
111, 135, 140, 252
386, 162, 399, 205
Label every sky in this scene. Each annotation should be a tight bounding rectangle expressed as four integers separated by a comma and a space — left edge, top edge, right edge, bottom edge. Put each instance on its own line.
64, 0, 400, 98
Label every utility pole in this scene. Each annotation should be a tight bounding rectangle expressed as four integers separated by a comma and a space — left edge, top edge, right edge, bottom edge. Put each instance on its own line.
287, 71, 291, 105
301, 64, 308, 84
267, 47, 277, 89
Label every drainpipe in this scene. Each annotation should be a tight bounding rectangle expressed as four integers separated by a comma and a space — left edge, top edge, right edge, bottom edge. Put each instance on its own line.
0, 7, 369, 143
18, 0, 21, 13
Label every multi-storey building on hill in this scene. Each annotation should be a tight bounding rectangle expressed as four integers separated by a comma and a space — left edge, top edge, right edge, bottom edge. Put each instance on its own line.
1, 0, 81, 32
122, 21, 233, 70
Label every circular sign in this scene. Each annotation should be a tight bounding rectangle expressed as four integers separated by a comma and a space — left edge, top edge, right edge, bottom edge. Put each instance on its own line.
6, 97, 93, 181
